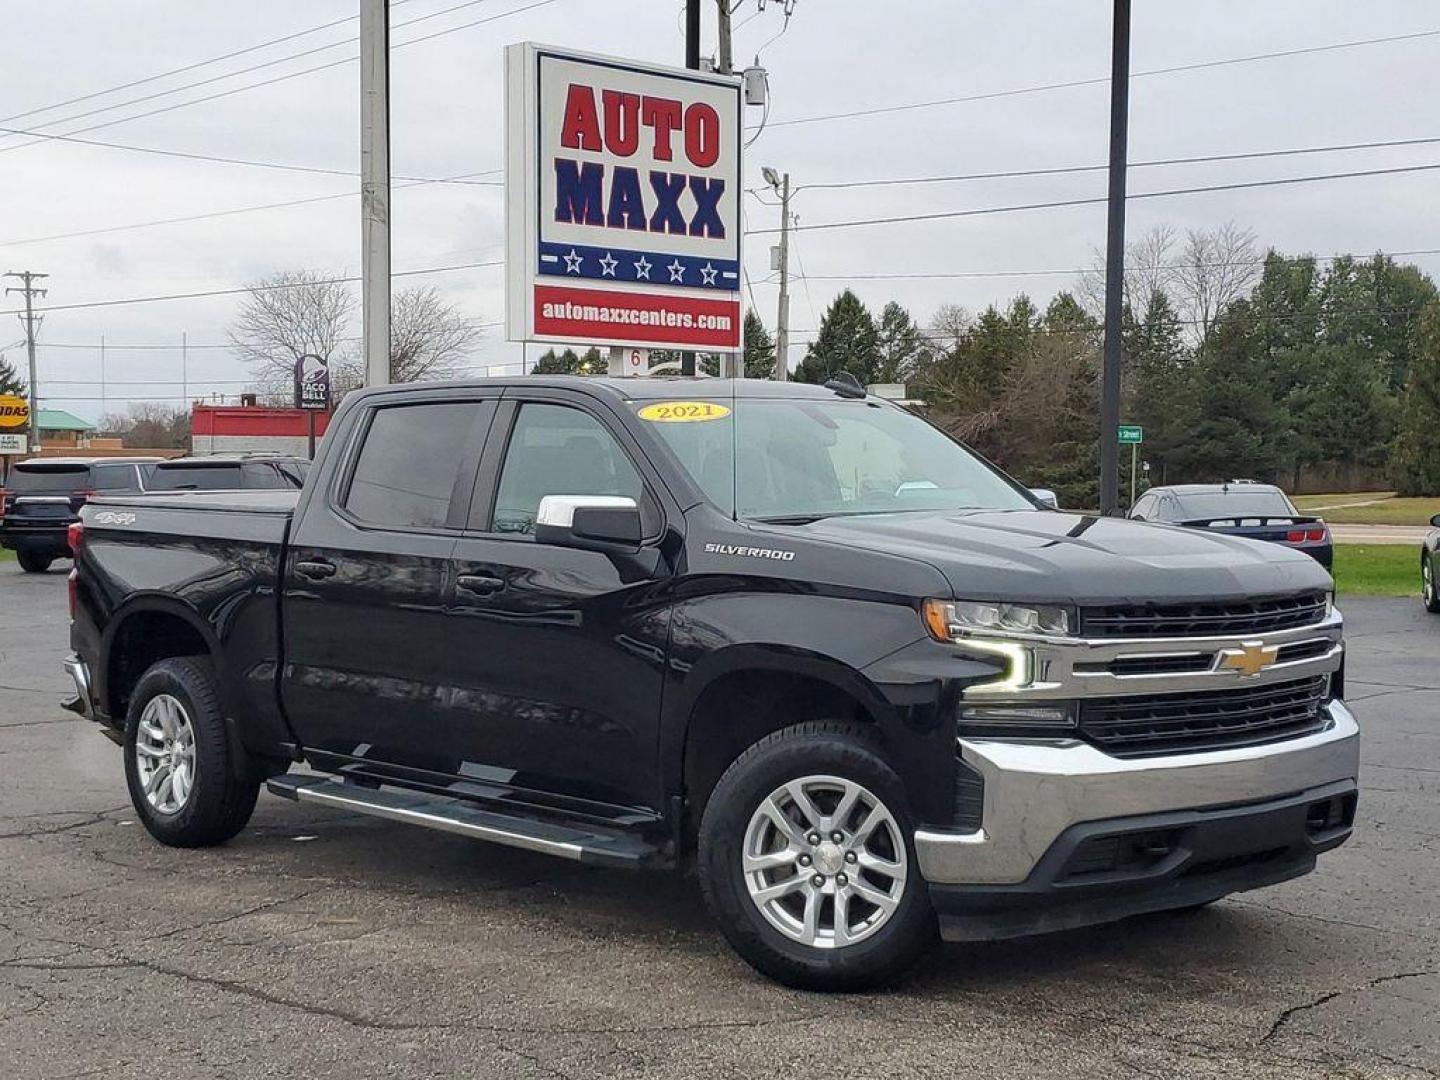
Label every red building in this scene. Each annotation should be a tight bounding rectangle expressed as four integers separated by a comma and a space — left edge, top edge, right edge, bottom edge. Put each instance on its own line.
191, 405, 332, 456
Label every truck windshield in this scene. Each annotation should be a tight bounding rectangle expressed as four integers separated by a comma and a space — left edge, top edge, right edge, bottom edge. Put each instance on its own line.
637, 396, 1032, 520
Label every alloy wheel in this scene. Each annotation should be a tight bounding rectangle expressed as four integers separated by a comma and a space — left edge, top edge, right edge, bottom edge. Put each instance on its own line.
741, 774, 907, 950
135, 694, 197, 816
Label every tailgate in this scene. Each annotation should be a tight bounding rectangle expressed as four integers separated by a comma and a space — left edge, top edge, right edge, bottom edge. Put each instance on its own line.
1181, 516, 1326, 544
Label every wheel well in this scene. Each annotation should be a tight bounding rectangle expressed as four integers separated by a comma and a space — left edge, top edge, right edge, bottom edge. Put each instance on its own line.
682, 668, 878, 835
105, 611, 211, 722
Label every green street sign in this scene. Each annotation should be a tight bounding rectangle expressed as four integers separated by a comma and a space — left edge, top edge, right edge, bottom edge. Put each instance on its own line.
1118, 424, 1144, 445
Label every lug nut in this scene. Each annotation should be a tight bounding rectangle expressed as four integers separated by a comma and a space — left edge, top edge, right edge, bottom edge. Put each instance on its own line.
798, 854, 812, 867
844, 851, 857, 864
836, 873, 848, 887
807, 832, 821, 846
830, 831, 843, 843
811, 875, 825, 888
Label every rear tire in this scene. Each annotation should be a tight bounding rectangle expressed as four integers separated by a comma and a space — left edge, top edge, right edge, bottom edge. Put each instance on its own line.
123, 657, 259, 847
16, 549, 52, 573
1423, 553, 1440, 613
697, 721, 937, 991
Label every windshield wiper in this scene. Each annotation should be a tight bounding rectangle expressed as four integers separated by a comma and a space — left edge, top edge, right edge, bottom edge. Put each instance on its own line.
751, 514, 829, 525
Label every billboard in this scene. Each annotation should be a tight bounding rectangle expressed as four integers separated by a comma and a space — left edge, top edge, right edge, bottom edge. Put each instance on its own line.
506, 43, 742, 351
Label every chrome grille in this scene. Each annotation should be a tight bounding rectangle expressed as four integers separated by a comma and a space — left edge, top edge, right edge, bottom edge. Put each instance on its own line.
1078, 675, 1329, 757
1079, 592, 1328, 639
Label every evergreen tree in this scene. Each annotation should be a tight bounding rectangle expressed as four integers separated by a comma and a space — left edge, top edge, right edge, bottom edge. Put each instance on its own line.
874, 301, 927, 383
0, 354, 25, 397
741, 311, 775, 380
793, 290, 879, 385
1124, 290, 1191, 487
531, 346, 602, 374
1393, 302, 1440, 495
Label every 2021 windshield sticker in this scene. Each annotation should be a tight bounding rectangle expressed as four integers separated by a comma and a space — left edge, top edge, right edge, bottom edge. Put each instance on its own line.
637, 401, 731, 423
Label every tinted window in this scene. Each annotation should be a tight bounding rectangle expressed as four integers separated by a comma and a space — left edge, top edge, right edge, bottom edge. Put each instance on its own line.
344, 403, 480, 529
148, 465, 244, 491
241, 462, 307, 490
7, 465, 87, 494
1174, 489, 1295, 520
491, 404, 643, 535
91, 465, 139, 492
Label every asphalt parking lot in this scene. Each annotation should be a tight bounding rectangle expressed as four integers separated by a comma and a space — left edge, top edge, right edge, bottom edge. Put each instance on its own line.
0, 562, 1436, 1079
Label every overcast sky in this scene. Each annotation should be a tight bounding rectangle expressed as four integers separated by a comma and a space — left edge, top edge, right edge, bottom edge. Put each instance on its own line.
1, 0, 1437, 423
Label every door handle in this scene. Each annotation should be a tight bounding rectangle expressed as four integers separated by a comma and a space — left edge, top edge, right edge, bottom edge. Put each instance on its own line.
295, 559, 337, 580
456, 573, 505, 596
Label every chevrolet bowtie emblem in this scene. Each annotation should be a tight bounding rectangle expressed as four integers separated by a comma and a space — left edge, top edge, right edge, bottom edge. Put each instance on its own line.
1217, 642, 1280, 677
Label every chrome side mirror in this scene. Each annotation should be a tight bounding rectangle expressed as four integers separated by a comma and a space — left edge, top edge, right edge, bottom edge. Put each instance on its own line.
534, 495, 642, 552
1029, 488, 1059, 510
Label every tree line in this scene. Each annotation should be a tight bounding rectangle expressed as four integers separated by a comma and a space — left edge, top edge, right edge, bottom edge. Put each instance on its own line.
787, 224, 1440, 504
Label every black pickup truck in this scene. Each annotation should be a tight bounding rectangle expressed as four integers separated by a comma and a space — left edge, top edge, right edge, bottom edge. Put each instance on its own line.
64, 377, 1358, 990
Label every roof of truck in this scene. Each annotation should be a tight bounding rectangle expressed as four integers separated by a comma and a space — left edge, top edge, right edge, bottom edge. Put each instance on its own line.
347, 376, 863, 404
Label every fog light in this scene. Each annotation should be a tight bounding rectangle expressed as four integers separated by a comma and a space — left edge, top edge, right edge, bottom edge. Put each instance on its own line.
958, 701, 1076, 736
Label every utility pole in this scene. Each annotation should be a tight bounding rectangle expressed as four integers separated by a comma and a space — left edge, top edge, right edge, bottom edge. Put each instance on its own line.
1098, 0, 1131, 516
773, 173, 791, 381
5, 270, 47, 450
361, 0, 392, 386
715, 0, 733, 74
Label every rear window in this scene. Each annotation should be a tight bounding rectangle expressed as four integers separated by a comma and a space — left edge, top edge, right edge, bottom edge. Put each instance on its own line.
147, 464, 244, 491
344, 403, 481, 529
91, 464, 140, 492
1175, 490, 1295, 520
6, 464, 88, 494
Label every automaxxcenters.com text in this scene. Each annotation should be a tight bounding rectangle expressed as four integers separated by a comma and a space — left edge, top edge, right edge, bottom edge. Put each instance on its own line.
541, 300, 732, 331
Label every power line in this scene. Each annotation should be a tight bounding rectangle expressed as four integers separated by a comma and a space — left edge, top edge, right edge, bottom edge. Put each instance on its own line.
784, 247, 1440, 283
0, 0, 502, 146
744, 161, 1440, 236
0, 260, 503, 318
0, 170, 498, 249
0, 0, 427, 126
0, 0, 561, 155
758, 28, 1440, 131
790, 135, 1440, 193
0, 123, 502, 184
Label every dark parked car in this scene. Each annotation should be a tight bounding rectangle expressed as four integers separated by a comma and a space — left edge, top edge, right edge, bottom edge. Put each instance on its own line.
143, 454, 309, 492
0, 457, 159, 572
1423, 514, 1440, 614
1129, 483, 1332, 569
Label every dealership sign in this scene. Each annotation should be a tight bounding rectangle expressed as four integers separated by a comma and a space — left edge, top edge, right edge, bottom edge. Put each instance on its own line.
506, 43, 742, 351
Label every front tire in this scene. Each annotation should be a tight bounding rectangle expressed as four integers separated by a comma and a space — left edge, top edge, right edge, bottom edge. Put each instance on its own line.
697, 721, 937, 991
1423, 553, 1440, 613
123, 657, 259, 847
16, 549, 52, 573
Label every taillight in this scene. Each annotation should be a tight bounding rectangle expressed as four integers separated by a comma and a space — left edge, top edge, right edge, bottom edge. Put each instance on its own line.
1307, 526, 1327, 542
67, 521, 84, 554
1286, 529, 1306, 543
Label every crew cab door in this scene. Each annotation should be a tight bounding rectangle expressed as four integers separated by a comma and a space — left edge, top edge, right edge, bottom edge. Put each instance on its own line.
445, 392, 674, 813
281, 395, 496, 777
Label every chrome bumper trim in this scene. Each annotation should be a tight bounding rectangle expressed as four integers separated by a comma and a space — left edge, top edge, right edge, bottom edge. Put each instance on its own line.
914, 698, 1360, 886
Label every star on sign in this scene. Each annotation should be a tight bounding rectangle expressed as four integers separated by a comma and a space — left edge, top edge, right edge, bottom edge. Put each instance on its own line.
633, 255, 652, 280
562, 248, 583, 274
699, 262, 718, 286
598, 252, 618, 277
667, 259, 686, 283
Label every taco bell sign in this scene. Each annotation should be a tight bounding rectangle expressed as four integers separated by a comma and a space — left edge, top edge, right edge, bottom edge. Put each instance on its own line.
506, 43, 742, 351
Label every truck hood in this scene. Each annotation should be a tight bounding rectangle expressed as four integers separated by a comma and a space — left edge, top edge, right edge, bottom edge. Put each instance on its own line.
782, 509, 1331, 605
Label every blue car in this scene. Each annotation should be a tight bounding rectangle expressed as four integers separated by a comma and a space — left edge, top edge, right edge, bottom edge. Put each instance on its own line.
1129, 483, 1332, 570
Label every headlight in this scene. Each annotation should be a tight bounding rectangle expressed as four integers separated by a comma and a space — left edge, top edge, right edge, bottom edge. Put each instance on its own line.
922, 598, 1074, 640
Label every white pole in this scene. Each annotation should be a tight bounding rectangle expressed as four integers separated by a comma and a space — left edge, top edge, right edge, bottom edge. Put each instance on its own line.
361, 0, 392, 387
774, 173, 790, 381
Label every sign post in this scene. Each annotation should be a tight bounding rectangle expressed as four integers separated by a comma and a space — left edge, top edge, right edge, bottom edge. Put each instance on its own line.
1118, 424, 1144, 507
505, 43, 742, 364
294, 354, 332, 460
0, 394, 31, 482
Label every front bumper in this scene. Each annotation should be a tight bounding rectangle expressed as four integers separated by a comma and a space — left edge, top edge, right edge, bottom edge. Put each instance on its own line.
915, 697, 1359, 890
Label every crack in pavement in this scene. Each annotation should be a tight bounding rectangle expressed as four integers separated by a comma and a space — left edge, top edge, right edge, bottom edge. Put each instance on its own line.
148, 888, 328, 941
1261, 969, 1440, 1044
0, 806, 129, 841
